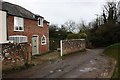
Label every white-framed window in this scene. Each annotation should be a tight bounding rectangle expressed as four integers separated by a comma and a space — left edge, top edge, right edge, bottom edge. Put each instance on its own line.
41, 35, 46, 45
14, 16, 24, 31
9, 36, 28, 43
38, 18, 43, 27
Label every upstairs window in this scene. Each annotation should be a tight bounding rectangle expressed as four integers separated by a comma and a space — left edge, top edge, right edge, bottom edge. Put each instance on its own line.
14, 17, 24, 31
41, 35, 46, 45
38, 18, 43, 27
9, 36, 28, 43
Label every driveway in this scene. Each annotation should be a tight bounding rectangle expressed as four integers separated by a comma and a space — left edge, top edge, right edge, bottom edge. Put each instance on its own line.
3, 49, 115, 78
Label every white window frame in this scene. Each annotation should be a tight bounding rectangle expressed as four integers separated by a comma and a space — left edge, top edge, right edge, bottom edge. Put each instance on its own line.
9, 35, 28, 43
14, 16, 24, 31
38, 18, 43, 27
41, 35, 46, 45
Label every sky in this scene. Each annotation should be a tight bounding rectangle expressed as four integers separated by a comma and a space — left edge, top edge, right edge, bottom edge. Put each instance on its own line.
3, 0, 113, 25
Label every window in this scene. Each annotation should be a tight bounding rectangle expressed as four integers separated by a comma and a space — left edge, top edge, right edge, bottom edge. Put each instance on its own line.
41, 35, 46, 45
38, 18, 43, 27
9, 36, 27, 43
14, 17, 24, 31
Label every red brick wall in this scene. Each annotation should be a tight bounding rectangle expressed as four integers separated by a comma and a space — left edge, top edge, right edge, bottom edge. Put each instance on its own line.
7, 16, 49, 54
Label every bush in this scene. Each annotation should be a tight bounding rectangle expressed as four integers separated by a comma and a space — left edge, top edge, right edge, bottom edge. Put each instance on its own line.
79, 33, 87, 38
90, 36, 105, 47
95, 23, 120, 45
67, 33, 80, 39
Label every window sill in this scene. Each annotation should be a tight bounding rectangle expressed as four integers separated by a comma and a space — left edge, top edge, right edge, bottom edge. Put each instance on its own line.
38, 25, 43, 27
14, 30, 24, 32
41, 43, 46, 45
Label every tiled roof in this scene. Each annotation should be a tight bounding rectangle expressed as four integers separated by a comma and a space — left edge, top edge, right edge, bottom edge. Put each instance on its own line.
0, 1, 49, 23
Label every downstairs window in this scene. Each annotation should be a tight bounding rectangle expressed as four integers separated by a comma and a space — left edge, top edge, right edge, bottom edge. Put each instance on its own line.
9, 36, 28, 43
41, 35, 46, 45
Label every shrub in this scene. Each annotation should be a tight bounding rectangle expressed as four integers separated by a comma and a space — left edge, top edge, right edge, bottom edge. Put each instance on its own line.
90, 36, 105, 47
67, 33, 80, 39
79, 33, 87, 38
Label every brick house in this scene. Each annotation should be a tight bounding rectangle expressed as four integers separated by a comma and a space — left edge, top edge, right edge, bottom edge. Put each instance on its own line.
0, 1, 49, 55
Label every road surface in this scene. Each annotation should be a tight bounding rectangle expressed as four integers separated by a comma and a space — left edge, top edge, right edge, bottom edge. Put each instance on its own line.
3, 49, 115, 78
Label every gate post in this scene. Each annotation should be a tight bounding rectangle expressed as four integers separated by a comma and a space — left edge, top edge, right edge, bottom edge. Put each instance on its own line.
60, 40, 63, 56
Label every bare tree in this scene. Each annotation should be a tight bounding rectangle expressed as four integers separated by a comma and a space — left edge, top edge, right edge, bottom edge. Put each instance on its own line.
117, 1, 120, 23
103, 1, 118, 22
103, 10, 107, 23
63, 20, 77, 33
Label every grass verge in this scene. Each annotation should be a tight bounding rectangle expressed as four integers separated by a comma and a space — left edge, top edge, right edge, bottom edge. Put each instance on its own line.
103, 43, 120, 79
33, 51, 53, 57
2, 63, 35, 76
32, 51, 53, 59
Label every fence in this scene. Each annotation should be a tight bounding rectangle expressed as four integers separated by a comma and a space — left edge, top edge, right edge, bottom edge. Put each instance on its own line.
60, 39, 86, 56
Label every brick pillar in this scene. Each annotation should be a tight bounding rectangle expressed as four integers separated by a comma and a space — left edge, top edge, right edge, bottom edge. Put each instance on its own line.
26, 44, 31, 64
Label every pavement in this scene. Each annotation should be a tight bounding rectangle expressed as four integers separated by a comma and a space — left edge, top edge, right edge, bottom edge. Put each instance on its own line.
3, 48, 116, 78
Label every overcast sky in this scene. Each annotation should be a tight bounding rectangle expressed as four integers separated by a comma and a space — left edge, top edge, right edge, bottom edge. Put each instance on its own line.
3, 0, 113, 25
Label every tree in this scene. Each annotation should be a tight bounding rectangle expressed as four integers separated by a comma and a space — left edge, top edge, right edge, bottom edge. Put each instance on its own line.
63, 20, 77, 33
88, 1, 120, 47
103, 1, 118, 22
117, 1, 120, 23
49, 24, 68, 40
103, 10, 107, 23
49, 24, 58, 39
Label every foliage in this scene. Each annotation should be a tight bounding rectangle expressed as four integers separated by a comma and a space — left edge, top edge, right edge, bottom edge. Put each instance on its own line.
95, 22, 120, 46
88, 1, 120, 47
66, 33, 80, 39
90, 36, 106, 47
49, 24, 68, 40
103, 43, 120, 78
79, 33, 87, 38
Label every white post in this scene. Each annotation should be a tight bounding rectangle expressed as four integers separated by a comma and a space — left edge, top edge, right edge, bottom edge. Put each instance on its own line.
60, 40, 62, 56
0, 11, 7, 43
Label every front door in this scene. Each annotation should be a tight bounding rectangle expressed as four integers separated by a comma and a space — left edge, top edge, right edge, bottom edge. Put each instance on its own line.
32, 36, 39, 55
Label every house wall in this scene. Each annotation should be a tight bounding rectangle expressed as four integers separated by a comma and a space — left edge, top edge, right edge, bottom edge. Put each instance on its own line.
7, 15, 49, 54
0, 11, 7, 43
60, 39, 86, 56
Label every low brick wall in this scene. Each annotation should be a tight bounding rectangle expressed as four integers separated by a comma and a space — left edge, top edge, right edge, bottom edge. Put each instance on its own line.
60, 39, 86, 56
0, 43, 31, 70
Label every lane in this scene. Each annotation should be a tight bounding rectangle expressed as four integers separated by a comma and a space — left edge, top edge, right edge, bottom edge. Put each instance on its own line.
4, 49, 113, 78
47, 49, 104, 78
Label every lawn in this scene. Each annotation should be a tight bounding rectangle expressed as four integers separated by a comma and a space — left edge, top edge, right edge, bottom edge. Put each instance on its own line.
103, 43, 120, 79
